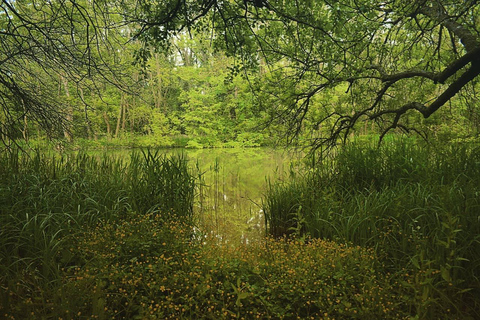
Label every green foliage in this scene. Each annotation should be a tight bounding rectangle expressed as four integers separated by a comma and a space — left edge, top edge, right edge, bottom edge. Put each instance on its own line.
263, 138, 480, 318
8, 215, 411, 319
4, 0, 480, 158
0, 149, 196, 318
128, 149, 196, 218
3, 143, 480, 319
129, 0, 480, 150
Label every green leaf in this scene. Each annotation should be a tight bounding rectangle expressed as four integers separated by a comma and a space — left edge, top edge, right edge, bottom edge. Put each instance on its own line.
440, 266, 451, 282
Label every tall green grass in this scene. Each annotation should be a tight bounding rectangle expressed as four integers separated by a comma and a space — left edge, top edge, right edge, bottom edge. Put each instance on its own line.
0, 149, 196, 313
263, 138, 480, 318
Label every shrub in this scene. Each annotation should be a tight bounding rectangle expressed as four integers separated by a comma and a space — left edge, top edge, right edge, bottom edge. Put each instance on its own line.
0, 150, 196, 318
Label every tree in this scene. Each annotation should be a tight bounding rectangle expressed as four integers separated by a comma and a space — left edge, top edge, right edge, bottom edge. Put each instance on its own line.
0, 0, 124, 147
126, 0, 480, 149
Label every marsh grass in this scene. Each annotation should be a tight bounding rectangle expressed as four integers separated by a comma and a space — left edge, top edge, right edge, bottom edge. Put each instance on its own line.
0, 149, 195, 317
2, 142, 480, 319
127, 149, 195, 217
263, 138, 480, 318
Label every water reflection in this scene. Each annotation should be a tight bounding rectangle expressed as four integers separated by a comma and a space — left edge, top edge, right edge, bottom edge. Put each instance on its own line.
99, 147, 299, 244
184, 148, 295, 245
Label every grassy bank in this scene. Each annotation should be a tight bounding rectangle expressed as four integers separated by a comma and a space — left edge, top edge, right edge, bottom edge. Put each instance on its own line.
0, 150, 195, 319
3, 212, 414, 319
0, 148, 412, 319
2, 140, 479, 319
264, 139, 480, 318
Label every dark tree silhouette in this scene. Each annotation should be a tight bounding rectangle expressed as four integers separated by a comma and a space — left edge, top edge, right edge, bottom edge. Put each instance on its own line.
0, 0, 122, 147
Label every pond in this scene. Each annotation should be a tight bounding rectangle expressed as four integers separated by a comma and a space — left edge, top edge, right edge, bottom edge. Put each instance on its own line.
104, 147, 299, 244
183, 147, 298, 245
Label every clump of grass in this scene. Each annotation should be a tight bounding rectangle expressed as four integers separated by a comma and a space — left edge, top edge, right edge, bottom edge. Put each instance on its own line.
126, 149, 195, 218
263, 138, 480, 318
0, 149, 196, 317
7, 214, 410, 319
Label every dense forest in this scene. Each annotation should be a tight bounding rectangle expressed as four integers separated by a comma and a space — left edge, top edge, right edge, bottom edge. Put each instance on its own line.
0, 6, 268, 148
1, 1, 480, 319
1, 0, 479, 150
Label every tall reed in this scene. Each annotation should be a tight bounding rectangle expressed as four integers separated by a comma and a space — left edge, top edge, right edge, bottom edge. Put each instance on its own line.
0, 149, 196, 310
263, 138, 480, 317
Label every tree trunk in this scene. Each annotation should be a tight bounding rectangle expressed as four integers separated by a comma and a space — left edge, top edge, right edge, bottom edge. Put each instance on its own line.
21, 98, 28, 142
103, 112, 112, 138
114, 95, 123, 139
60, 75, 73, 142
121, 96, 127, 133
156, 54, 164, 110
230, 86, 237, 120
130, 73, 138, 133
79, 87, 97, 140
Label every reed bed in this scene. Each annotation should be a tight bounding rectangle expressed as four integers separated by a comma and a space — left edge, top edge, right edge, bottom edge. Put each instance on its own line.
0, 149, 195, 317
263, 139, 480, 318
2, 141, 480, 319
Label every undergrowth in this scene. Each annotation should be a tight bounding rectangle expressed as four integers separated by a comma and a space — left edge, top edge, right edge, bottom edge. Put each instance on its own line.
0, 149, 195, 319
3, 214, 412, 319
263, 138, 480, 318
2, 139, 479, 319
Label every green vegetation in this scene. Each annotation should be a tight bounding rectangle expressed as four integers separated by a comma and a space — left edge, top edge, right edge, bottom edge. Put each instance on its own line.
4, 2, 480, 151
0, 150, 195, 318
2, 211, 413, 319
48, 221, 410, 319
2, 1, 480, 319
264, 139, 480, 318
2, 140, 479, 319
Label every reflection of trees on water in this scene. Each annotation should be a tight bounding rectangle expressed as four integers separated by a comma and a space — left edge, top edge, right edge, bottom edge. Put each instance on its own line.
188, 148, 295, 244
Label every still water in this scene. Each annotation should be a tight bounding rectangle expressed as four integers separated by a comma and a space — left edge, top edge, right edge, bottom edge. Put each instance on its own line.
182, 148, 297, 244
99, 147, 300, 243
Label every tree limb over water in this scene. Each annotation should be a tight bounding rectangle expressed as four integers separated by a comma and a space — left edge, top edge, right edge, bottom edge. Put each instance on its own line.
0, 0, 126, 147
1, 1, 479, 151
128, 0, 480, 150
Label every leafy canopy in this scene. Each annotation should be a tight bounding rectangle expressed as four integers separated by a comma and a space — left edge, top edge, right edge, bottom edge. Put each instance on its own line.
126, 0, 480, 148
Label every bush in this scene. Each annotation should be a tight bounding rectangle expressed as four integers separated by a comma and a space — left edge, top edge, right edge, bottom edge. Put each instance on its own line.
0, 150, 196, 318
